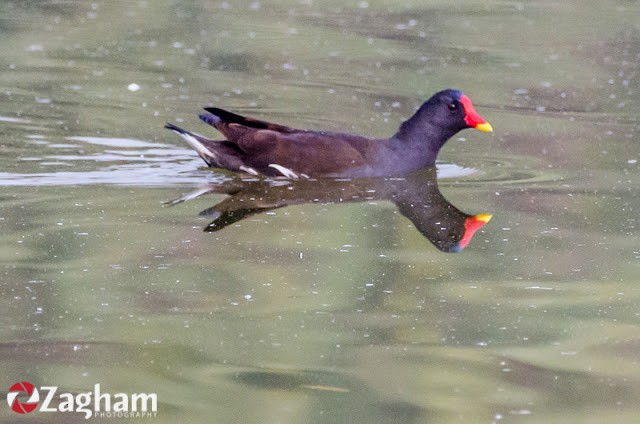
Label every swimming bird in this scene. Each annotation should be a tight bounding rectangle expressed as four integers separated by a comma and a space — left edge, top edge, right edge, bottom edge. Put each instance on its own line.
165, 89, 492, 178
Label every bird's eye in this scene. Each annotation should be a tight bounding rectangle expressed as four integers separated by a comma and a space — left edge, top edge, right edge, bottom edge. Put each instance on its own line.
448, 103, 457, 111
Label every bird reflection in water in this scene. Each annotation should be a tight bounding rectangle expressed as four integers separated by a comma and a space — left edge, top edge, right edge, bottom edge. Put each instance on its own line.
168, 168, 491, 253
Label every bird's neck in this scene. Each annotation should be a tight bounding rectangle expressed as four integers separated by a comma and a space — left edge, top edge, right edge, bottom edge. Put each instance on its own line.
386, 122, 457, 169
393, 109, 460, 152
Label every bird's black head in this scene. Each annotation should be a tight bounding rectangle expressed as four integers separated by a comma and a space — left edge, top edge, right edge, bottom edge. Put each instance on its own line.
424, 89, 493, 133
394, 89, 492, 148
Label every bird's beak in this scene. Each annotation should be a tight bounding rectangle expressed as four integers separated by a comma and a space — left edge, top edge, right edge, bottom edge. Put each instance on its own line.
474, 122, 493, 133
460, 95, 493, 133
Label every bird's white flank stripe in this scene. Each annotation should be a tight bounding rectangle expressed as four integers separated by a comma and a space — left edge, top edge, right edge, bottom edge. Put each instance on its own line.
268, 164, 303, 179
239, 166, 259, 175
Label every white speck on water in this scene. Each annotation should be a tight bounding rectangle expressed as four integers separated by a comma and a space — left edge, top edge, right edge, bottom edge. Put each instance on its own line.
127, 83, 141, 92
358, 1, 369, 8
27, 44, 44, 52
244, 294, 252, 301
628, 159, 637, 164
509, 410, 531, 416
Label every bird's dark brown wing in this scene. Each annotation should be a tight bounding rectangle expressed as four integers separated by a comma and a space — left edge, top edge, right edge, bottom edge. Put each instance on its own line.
202, 107, 380, 177
234, 129, 379, 177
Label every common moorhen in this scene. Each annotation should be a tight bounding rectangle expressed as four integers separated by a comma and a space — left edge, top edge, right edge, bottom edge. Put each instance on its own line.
165, 89, 492, 178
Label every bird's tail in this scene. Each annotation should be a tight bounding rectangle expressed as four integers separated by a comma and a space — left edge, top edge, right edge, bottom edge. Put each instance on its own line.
164, 123, 218, 166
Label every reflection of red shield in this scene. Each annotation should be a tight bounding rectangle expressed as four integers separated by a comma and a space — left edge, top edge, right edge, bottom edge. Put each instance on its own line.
7, 381, 40, 414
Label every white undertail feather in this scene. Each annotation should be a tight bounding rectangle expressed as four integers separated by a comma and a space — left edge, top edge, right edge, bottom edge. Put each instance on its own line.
239, 166, 259, 175
268, 164, 309, 179
168, 128, 218, 163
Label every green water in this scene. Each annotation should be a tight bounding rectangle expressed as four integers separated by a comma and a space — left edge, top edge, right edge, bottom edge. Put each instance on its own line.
1, 1, 639, 423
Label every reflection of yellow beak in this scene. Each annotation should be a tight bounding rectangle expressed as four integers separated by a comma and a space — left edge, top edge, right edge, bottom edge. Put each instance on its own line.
456, 212, 493, 252
474, 122, 493, 133
474, 213, 493, 223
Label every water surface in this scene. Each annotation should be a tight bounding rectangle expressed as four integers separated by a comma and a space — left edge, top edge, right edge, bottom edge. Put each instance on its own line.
1, 1, 640, 423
